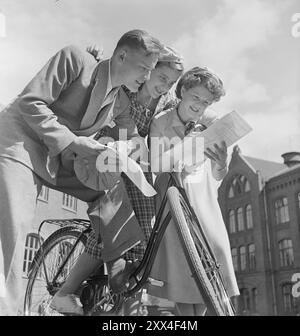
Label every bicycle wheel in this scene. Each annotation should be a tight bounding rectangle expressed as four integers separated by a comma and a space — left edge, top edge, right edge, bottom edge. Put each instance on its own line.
24, 226, 87, 316
167, 186, 235, 316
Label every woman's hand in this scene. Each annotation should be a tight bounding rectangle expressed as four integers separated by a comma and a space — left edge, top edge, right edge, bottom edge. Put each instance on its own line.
204, 141, 228, 169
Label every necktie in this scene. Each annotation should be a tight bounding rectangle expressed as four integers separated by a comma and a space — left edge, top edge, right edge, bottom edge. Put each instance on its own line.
94, 125, 112, 140
90, 88, 119, 141
185, 121, 196, 136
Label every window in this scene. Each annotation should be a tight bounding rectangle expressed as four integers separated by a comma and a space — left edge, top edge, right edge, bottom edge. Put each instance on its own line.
228, 186, 234, 198
229, 210, 236, 233
275, 197, 290, 224
279, 239, 294, 267
240, 288, 251, 313
37, 185, 49, 202
252, 288, 258, 312
231, 248, 238, 272
237, 207, 244, 231
228, 175, 251, 198
245, 180, 251, 192
62, 193, 77, 212
23, 233, 40, 276
282, 284, 297, 314
246, 204, 253, 229
239, 246, 246, 271
248, 244, 256, 270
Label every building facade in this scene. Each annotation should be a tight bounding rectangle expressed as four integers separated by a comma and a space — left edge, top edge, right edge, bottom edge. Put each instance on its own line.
218, 146, 300, 315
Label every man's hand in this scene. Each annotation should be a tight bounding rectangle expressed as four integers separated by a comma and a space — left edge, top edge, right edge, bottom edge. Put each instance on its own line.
63, 136, 107, 159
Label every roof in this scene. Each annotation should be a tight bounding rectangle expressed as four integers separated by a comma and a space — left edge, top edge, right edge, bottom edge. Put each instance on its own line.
268, 163, 300, 180
243, 156, 286, 181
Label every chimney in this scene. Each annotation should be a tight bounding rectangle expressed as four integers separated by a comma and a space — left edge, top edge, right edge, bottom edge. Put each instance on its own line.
281, 152, 300, 168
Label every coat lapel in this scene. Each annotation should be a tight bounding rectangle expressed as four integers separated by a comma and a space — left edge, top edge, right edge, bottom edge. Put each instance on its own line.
80, 59, 109, 129
75, 88, 126, 137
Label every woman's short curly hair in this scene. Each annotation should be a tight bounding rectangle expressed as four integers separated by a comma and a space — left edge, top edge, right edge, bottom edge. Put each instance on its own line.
175, 67, 225, 102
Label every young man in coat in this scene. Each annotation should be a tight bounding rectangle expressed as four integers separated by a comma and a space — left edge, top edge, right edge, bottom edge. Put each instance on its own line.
0, 29, 163, 315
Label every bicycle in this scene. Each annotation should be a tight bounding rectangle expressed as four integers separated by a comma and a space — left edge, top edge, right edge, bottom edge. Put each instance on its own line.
23, 173, 235, 316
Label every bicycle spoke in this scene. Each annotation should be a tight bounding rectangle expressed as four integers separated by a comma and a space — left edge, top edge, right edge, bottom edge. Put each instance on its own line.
24, 230, 86, 316
167, 186, 235, 316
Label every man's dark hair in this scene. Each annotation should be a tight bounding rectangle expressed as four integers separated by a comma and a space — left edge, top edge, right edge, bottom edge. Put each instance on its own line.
114, 29, 164, 56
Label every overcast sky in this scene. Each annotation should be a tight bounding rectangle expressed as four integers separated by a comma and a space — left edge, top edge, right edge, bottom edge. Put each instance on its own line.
0, 0, 299, 162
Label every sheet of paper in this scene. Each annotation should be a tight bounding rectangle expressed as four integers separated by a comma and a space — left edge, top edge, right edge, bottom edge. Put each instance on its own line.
96, 145, 157, 197
151, 110, 252, 171
199, 110, 253, 149
118, 150, 157, 197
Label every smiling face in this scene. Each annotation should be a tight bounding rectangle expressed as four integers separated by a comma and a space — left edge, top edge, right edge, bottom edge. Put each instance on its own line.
117, 47, 158, 92
144, 64, 182, 99
178, 84, 215, 123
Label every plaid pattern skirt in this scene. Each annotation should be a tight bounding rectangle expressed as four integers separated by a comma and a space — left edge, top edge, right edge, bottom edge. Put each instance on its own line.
84, 172, 156, 261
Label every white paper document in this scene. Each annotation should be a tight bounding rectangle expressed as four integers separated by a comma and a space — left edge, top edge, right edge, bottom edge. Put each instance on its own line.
96, 145, 157, 197
151, 110, 252, 171
199, 110, 253, 149
118, 151, 157, 197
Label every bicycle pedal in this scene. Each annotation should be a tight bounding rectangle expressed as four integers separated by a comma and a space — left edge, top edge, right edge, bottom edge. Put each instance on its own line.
148, 277, 164, 287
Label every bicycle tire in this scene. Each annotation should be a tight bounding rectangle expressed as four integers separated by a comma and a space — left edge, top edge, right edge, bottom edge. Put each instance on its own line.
167, 186, 235, 316
23, 226, 87, 316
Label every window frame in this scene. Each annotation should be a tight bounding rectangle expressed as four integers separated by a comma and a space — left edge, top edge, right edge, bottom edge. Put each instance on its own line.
237, 207, 245, 231
275, 197, 290, 225
231, 247, 238, 272
37, 185, 49, 203
245, 204, 253, 229
248, 243, 256, 270
23, 233, 43, 277
62, 193, 78, 213
229, 209, 236, 233
282, 283, 297, 314
278, 239, 294, 268
239, 245, 247, 271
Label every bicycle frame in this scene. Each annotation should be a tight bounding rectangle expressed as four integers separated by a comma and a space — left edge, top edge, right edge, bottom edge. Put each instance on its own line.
29, 172, 231, 314
124, 172, 221, 299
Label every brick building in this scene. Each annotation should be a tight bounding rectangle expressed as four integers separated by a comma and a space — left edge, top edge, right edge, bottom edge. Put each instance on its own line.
218, 146, 300, 315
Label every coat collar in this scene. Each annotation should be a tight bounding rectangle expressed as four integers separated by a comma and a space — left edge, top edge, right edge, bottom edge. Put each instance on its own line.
80, 59, 116, 130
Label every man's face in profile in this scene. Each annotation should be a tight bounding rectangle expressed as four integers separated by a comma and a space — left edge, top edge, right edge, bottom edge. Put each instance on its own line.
119, 47, 158, 92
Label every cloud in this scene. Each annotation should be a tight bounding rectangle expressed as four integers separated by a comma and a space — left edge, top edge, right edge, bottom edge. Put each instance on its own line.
173, 0, 298, 162
234, 95, 300, 162
173, 0, 284, 110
